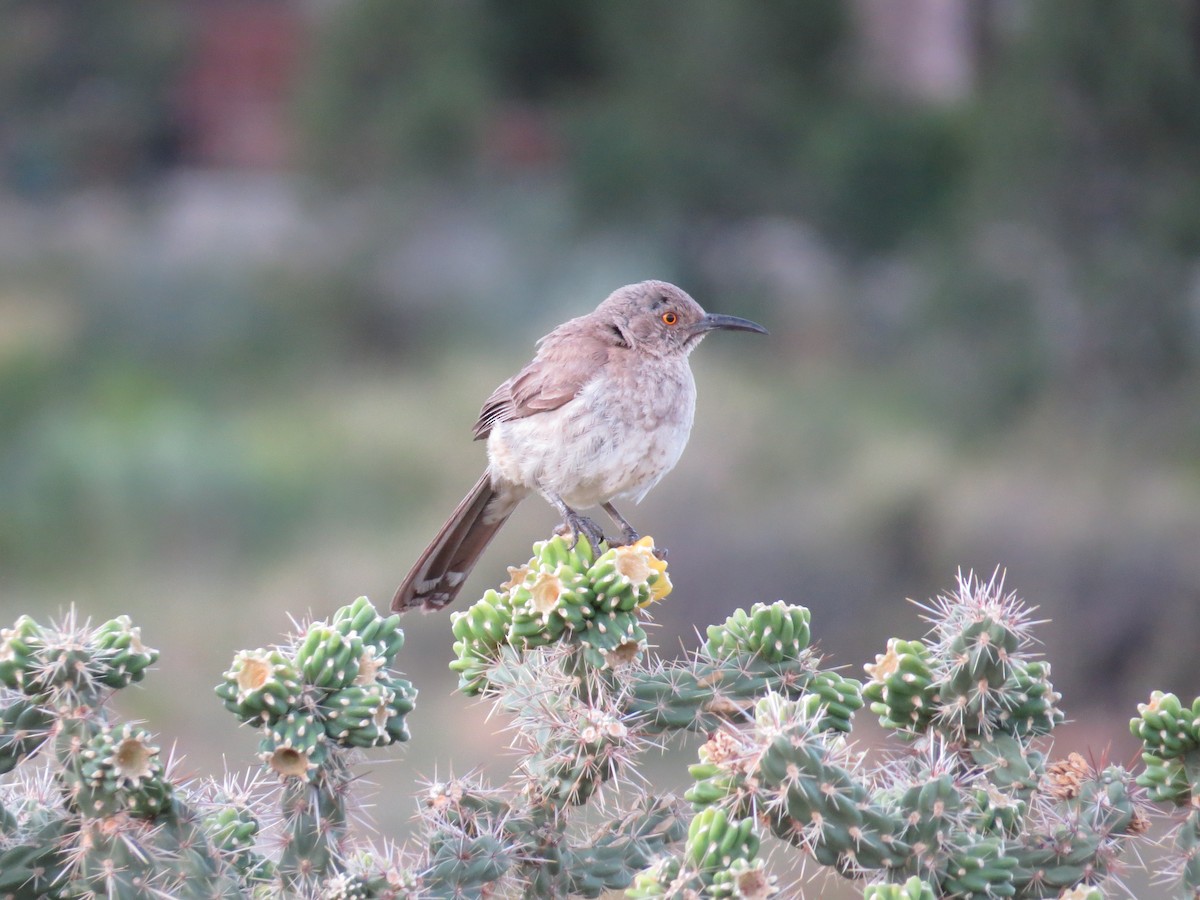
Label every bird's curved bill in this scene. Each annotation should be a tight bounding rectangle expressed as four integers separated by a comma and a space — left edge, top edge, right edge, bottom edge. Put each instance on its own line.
693, 313, 769, 335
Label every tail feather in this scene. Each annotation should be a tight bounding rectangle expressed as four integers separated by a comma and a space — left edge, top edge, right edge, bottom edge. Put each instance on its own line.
392, 472, 518, 611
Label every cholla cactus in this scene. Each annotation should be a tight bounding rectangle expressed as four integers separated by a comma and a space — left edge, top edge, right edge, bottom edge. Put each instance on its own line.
0, 599, 414, 899
420, 534, 858, 897
1130, 689, 1200, 895
0, 611, 245, 899
214, 595, 417, 894
639, 570, 1147, 898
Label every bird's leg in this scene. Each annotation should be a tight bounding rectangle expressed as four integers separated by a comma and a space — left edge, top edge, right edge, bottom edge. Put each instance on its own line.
601, 502, 641, 546
546, 492, 608, 552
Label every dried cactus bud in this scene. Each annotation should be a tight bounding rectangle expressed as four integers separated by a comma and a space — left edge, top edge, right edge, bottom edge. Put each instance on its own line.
578, 611, 647, 669
709, 856, 777, 899
217, 648, 302, 723
587, 537, 670, 613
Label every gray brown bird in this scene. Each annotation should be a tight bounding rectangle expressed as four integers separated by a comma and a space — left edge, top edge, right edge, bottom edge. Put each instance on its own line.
391, 280, 767, 612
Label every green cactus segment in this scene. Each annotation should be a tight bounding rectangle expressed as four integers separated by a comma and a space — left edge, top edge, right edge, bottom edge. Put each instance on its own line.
967, 732, 1042, 797
92, 615, 159, 689
944, 616, 1020, 690
204, 803, 275, 884
864, 876, 937, 900
1008, 763, 1139, 894
263, 708, 327, 762
295, 624, 364, 690
578, 611, 648, 669
216, 648, 303, 724
863, 638, 938, 733
753, 696, 909, 871
0, 695, 54, 774
510, 567, 594, 639
625, 648, 827, 736
626, 857, 686, 898
58, 722, 172, 820
561, 797, 686, 897
532, 708, 632, 805
706, 601, 811, 663
70, 818, 159, 898
997, 660, 1063, 737
896, 774, 964, 852
800, 669, 864, 734
278, 770, 351, 892
587, 541, 669, 613
425, 833, 513, 893
321, 678, 415, 748
685, 807, 760, 874
0, 615, 46, 691
938, 837, 1017, 897
450, 589, 515, 695
1136, 751, 1191, 804
0, 815, 71, 896
332, 595, 405, 663
686, 733, 754, 814
1131, 690, 1200, 759
1173, 812, 1200, 897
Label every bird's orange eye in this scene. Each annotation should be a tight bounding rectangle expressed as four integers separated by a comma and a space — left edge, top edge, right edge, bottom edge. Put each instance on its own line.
662, 311, 678, 326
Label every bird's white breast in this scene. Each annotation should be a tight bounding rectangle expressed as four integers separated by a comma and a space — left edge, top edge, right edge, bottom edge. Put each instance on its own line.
486, 356, 696, 510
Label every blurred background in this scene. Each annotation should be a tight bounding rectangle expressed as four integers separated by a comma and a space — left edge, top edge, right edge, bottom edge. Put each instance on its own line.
3, 0, 1199, 890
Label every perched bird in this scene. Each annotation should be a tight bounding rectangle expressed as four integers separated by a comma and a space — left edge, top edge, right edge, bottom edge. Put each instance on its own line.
392, 280, 767, 612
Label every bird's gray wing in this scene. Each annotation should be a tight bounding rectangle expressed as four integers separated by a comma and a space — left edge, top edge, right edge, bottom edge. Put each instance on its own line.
472, 318, 621, 440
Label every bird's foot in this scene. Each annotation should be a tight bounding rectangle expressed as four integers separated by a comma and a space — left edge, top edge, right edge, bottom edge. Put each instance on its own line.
613, 526, 641, 546
555, 513, 608, 554
600, 502, 640, 546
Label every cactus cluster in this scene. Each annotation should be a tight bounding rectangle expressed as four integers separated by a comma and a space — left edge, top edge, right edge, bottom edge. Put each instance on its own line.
450, 535, 670, 693
0, 610, 247, 899
637, 570, 1148, 898
404, 534, 864, 897
0, 599, 416, 899
3, 543, 1185, 899
1130, 689, 1200, 895
214, 595, 417, 894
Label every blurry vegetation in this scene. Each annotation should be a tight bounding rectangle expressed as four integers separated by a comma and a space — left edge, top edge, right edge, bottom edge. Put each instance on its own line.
0, 0, 186, 193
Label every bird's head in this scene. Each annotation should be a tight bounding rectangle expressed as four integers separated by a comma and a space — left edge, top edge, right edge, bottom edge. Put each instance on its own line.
600, 280, 767, 356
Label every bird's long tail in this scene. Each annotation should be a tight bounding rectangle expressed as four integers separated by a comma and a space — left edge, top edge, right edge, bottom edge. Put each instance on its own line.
392, 472, 519, 611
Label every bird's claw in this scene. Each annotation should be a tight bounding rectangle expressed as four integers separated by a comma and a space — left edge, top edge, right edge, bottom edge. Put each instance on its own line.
555, 514, 608, 553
